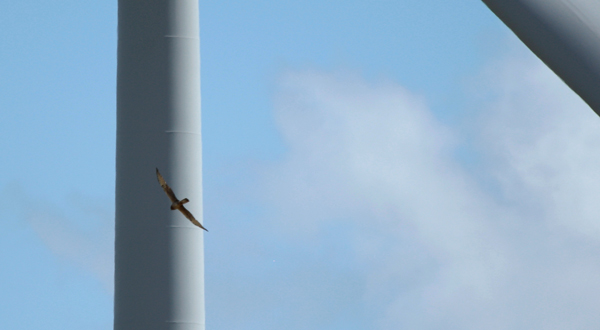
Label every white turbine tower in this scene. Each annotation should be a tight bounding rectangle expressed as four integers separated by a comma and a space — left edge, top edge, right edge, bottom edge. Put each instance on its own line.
114, 0, 205, 329
483, 0, 600, 116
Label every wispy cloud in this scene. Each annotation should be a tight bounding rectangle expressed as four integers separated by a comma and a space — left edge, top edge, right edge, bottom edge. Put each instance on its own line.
254, 39, 600, 329
13, 186, 115, 293
11, 35, 600, 329
477, 43, 600, 240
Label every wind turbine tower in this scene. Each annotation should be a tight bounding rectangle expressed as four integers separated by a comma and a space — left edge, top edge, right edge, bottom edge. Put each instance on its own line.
114, 0, 205, 329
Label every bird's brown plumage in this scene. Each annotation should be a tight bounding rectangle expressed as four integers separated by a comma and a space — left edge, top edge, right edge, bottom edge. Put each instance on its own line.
156, 168, 208, 231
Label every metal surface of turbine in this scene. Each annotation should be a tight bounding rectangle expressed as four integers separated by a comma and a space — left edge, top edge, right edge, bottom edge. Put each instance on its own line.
114, 0, 205, 329
482, 0, 600, 116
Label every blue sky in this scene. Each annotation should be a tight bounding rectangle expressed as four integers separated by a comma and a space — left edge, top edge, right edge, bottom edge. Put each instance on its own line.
3, 1, 600, 329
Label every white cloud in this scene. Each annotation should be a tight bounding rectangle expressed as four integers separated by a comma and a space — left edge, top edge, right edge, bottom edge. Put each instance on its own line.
11, 35, 600, 330
18, 189, 115, 293
477, 44, 600, 240
260, 41, 600, 329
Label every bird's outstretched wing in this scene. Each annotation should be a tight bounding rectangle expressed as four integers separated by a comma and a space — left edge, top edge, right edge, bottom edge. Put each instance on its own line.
156, 168, 179, 203
179, 205, 209, 232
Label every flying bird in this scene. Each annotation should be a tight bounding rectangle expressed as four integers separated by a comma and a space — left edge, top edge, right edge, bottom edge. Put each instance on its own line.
156, 168, 208, 231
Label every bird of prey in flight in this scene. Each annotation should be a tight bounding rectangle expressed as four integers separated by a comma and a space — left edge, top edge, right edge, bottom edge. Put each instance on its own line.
156, 168, 208, 231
